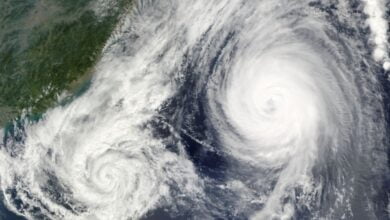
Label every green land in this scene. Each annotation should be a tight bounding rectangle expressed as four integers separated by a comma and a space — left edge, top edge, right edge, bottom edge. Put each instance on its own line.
0, 0, 131, 125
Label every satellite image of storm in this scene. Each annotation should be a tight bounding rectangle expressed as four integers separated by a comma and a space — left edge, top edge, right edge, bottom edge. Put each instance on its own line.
0, 0, 390, 219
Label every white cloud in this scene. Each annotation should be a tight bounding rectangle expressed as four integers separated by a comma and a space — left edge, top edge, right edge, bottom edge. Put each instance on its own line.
362, 0, 390, 70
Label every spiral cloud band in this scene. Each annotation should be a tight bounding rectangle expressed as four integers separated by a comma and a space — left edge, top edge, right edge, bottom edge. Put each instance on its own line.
206, 3, 374, 218
0, 0, 389, 219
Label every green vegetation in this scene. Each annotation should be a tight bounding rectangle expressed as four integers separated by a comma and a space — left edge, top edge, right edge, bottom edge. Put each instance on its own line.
0, 0, 132, 125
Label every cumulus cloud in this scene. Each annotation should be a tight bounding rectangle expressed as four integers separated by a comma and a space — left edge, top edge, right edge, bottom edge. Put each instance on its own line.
362, 0, 390, 70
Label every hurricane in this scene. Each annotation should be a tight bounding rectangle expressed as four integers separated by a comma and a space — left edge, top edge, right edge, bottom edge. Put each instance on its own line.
0, 0, 389, 219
